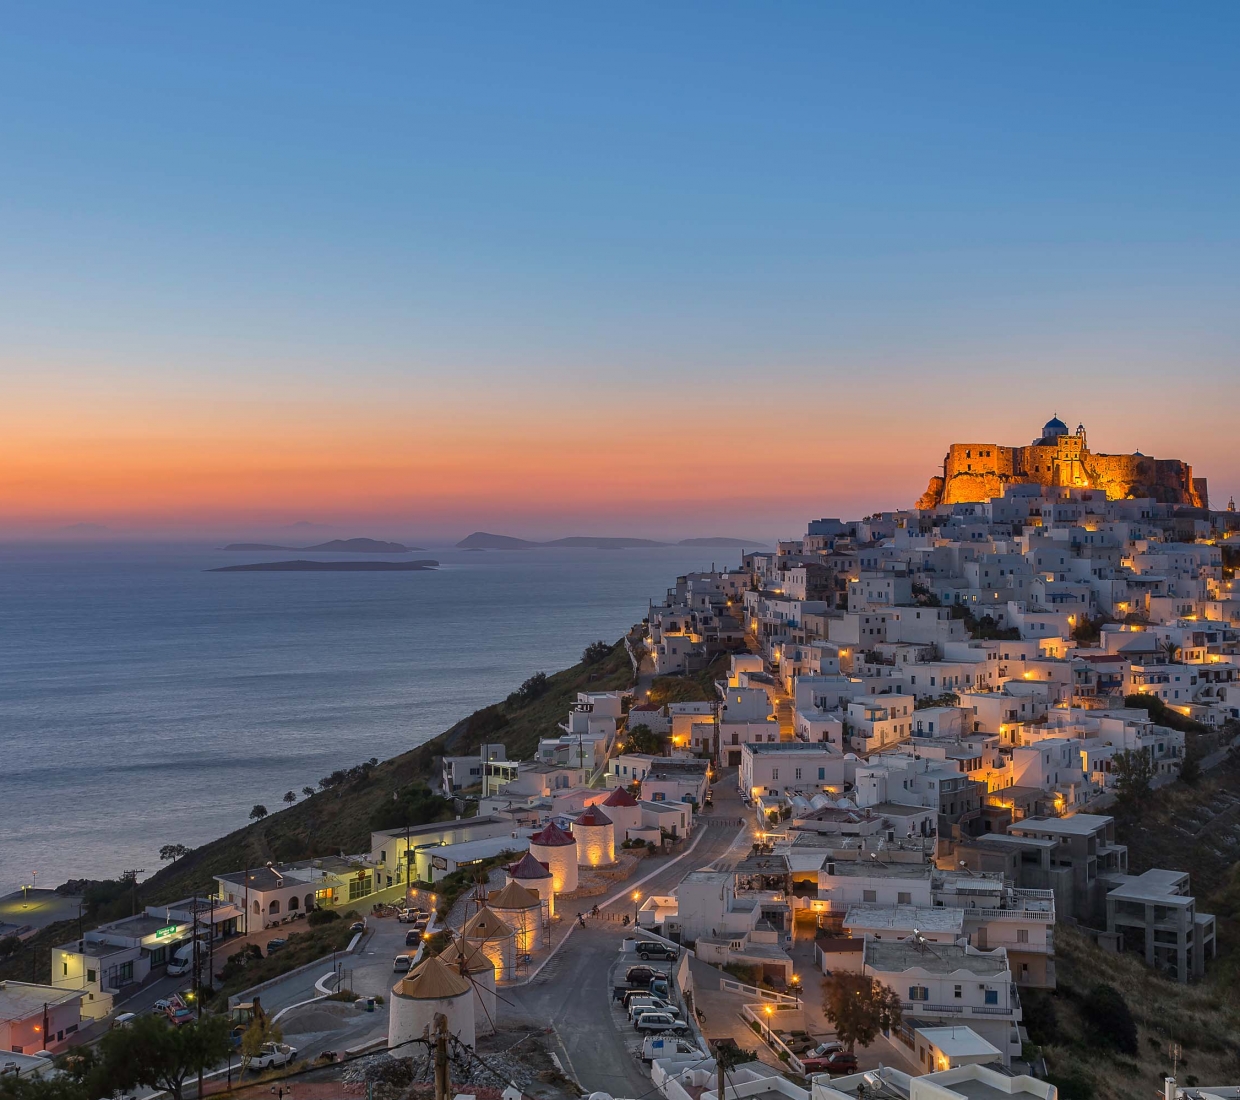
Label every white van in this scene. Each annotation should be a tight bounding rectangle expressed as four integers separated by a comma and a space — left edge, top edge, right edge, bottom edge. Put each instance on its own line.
112, 1013, 137, 1029
166, 944, 196, 977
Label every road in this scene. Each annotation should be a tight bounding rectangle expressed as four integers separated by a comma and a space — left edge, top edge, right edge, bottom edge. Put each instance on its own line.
505, 785, 751, 1096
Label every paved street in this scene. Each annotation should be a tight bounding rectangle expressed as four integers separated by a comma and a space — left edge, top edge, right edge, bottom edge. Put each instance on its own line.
505, 798, 751, 1096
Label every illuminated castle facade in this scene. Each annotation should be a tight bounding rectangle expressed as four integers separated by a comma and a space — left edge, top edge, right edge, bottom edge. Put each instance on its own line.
917, 417, 1208, 510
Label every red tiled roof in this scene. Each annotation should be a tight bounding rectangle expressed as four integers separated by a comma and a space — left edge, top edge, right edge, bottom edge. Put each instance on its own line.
575, 805, 613, 827
507, 852, 552, 879
529, 821, 575, 847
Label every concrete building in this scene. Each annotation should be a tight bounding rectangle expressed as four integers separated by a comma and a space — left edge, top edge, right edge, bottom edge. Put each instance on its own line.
1105, 868, 1216, 982
0, 982, 84, 1054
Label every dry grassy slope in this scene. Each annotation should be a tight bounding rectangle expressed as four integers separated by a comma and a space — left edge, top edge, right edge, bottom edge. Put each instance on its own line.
1113, 751, 1240, 988
140, 638, 634, 904
1038, 925, 1240, 1099
1032, 753, 1240, 1098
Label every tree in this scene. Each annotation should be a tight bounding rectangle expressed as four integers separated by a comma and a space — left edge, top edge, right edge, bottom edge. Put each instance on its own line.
1083, 983, 1138, 1055
582, 640, 612, 665
821, 972, 902, 1052
301, 786, 316, 798
1179, 750, 1202, 785
159, 844, 190, 862
239, 1014, 283, 1074
97, 1014, 231, 1100
508, 671, 549, 705
622, 723, 665, 756
1161, 640, 1182, 663
0, 934, 20, 958
249, 804, 269, 822
307, 907, 339, 927
1112, 748, 1155, 807
282, 790, 297, 805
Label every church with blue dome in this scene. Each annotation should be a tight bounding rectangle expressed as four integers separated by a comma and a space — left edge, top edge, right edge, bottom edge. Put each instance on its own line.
917, 415, 1207, 509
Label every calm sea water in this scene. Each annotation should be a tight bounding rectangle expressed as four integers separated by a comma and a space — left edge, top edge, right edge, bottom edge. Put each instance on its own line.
0, 542, 727, 893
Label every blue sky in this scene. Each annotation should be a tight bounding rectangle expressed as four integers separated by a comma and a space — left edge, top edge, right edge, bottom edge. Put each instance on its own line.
1, 3, 1237, 534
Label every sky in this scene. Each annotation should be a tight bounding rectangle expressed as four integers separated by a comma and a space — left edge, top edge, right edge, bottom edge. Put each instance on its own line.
2, 3, 1238, 541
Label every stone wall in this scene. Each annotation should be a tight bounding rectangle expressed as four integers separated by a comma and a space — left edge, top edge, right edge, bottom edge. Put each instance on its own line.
919, 437, 1206, 508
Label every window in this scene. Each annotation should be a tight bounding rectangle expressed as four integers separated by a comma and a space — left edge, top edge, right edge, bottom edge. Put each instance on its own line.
863, 889, 877, 903
795, 768, 802, 780
954, 984, 962, 999
118, 961, 133, 983
771, 769, 779, 781
818, 767, 825, 780
1017, 928, 1029, 944
984, 989, 999, 1005
87, 969, 97, 984
63, 961, 68, 976
908, 986, 929, 1001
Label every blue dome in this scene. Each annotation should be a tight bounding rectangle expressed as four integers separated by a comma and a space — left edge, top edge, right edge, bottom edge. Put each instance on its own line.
1042, 416, 1068, 439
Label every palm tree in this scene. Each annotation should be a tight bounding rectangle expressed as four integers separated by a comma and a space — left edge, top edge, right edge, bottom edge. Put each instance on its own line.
1161, 639, 1181, 663
249, 805, 268, 822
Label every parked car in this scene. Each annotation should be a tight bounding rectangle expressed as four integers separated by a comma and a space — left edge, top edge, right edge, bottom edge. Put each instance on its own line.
806, 1041, 844, 1059
393, 954, 413, 973
405, 929, 422, 947
627, 997, 676, 1022
802, 1051, 857, 1075
248, 1043, 298, 1070
622, 985, 670, 1009
784, 1034, 816, 1054
112, 1013, 137, 1030
398, 908, 426, 924
349, 922, 366, 932
265, 938, 287, 956
625, 965, 668, 986
151, 999, 172, 1015
167, 1004, 194, 1027
633, 1011, 687, 1035
634, 941, 678, 961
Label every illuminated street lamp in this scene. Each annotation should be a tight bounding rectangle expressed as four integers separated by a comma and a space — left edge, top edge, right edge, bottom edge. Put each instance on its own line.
763, 1004, 773, 1045
632, 891, 641, 924
790, 973, 801, 1005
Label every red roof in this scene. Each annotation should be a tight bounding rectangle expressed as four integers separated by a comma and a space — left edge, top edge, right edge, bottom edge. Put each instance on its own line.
529, 821, 576, 847
507, 852, 552, 880
575, 805, 613, 827
602, 787, 639, 808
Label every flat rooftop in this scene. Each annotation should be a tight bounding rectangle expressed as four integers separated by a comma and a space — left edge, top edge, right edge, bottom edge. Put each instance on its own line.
826, 860, 932, 880
1009, 813, 1113, 837
916, 1026, 1001, 1059
865, 939, 1010, 977
0, 982, 82, 1022
844, 904, 965, 934
745, 741, 841, 753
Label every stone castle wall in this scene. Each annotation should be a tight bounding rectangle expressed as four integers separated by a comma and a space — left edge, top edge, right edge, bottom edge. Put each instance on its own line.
919, 436, 1206, 509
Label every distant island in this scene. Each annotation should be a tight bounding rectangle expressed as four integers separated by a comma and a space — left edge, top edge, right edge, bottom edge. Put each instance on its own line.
456, 531, 764, 550
222, 538, 421, 553
209, 559, 439, 572
678, 537, 767, 548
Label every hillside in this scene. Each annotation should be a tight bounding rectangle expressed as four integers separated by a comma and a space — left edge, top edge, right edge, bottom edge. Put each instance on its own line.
128, 636, 635, 904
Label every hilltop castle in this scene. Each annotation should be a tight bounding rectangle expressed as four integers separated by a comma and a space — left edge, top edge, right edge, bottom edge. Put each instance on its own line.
916, 416, 1208, 510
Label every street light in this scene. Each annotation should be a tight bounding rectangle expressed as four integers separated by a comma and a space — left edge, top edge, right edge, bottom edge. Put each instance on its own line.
763, 1005, 773, 1046
790, 973, 801, 1005
632, 891, 641, 924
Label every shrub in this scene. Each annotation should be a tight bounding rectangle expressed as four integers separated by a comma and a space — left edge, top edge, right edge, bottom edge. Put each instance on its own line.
307, 908, 339, 927
1083, 983, 1138, 1056
582, 640, 612, 665
1046, 1069, 1096, 1100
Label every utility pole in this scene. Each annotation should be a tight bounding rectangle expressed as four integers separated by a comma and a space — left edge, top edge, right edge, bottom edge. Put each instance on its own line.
433, 1013, 449, 1100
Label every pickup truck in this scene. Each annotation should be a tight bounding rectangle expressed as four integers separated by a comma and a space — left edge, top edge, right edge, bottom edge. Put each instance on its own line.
248, 1043, 298, 1071
614, 977, 669, 1002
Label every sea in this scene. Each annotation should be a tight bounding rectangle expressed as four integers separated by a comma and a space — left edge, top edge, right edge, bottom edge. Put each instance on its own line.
0, 541, 733, 894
